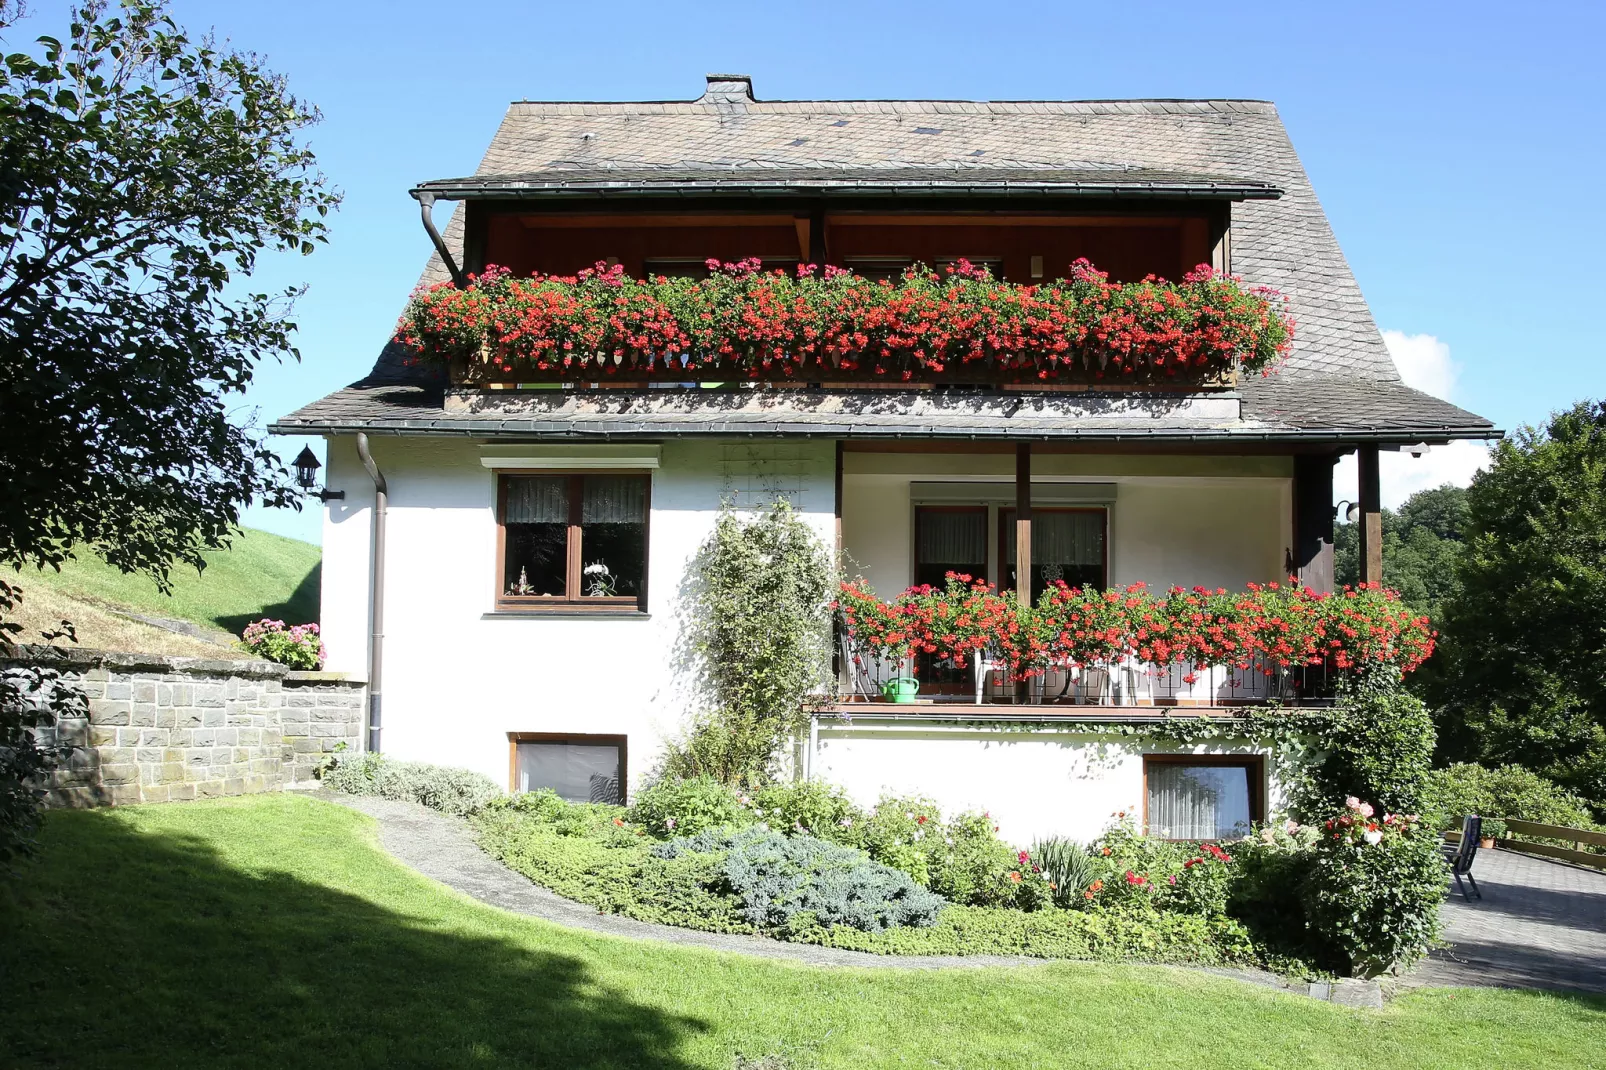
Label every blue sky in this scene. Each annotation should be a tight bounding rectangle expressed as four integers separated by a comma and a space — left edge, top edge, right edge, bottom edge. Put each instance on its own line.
33, 0, 1604, 543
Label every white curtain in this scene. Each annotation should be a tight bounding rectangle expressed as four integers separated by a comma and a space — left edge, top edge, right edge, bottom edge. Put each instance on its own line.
505, 477, 568, 523
918, 510, 987, 565
583, 477, 648, 523
517, 742, 621, 804
1147, 764, 1252, 839
1004, 510, 1104, 565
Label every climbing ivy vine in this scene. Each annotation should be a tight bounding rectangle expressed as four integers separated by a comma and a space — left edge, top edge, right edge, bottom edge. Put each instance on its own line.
663, 499, 835, 787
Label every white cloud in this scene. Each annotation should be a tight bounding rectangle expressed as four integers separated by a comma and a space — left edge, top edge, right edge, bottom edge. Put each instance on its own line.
1330, 332, 1491, 509
1382, 329, 1459, 399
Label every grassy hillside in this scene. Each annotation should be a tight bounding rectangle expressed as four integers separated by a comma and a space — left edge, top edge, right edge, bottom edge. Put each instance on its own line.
10, 528, 320, 649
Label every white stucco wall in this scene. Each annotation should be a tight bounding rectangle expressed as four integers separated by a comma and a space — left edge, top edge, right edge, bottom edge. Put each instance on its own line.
318, 439, 1298, 807
319, 436, 836, 794
813, 723, 1287, 846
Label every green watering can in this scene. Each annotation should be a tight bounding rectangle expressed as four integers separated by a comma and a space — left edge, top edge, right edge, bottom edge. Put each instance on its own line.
880, 676, 920, 703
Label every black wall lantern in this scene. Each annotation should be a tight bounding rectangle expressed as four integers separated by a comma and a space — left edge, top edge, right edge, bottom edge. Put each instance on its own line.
293, 446, 345, 502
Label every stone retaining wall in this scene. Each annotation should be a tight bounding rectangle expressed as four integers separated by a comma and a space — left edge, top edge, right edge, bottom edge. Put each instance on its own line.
4, 648, 366, 807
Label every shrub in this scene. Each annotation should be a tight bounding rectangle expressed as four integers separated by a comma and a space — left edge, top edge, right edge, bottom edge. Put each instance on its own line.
751, 779, 865, 843
240, 618, 324, 670
1301, 799, 1446, 977
853, 796, 1056, 909
1287, 685, 1437, 821
857, 794, 947, 887
940, 811, 1039, 909
1228, 821, 1319, 960
1422, 762, 1598, 833
628, 775, 752, 837
475, 799, 751, 932
1160, 842, 1237, 918
656, 826, 945, 932
324, 753, 502, 816
798, 903, 1258, 965
1082, 816, 1189, 914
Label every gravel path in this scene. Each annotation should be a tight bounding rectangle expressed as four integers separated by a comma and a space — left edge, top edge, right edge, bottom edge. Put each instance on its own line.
320, 790, 1298, 987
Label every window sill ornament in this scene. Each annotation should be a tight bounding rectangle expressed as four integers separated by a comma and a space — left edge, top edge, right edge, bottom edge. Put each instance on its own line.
584, 562, 617, 598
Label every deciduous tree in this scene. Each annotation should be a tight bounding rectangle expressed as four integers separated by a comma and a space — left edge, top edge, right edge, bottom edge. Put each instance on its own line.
1435, 401, 1606, 800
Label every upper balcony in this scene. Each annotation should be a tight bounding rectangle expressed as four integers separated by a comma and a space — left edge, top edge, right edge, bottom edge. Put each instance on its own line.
399, 169, 1289, 393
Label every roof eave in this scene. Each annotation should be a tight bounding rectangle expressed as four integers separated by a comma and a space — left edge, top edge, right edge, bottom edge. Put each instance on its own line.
267, 416, 1500, 444
408, 180, 1284, 202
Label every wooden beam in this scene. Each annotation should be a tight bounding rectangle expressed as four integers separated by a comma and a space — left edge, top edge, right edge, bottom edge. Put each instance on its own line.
1208, 205, 1231, 274
1358, 445, 1383, 585
1292, 454, 1336, 593
463, 201, 487, 276
825, 213, 1192, 228
808, 204, 827, 267
833, 440, 844, 558
518, 213, 801, 229
1015, 442, 1032, 603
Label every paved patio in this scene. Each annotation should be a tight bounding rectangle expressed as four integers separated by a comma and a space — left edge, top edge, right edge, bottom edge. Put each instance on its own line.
1407, 848, 1606, 994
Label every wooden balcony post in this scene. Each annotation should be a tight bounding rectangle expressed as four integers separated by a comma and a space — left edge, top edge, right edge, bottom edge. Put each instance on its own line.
833, 440, 844, 559
1292, 453, 1336, 593
1015, 442, 1032, 602
808, 204, 827, 268
1358, 444, 1383, 585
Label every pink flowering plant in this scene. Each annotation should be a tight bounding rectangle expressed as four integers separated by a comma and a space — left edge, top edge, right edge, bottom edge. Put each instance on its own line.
1304, 797, 1446, 976
240, 619, 324, 670
1322, 796, 1418, 848
394, 258, 1295, 385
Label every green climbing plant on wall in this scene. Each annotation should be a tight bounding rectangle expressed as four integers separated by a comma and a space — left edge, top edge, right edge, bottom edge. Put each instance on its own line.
662, 499, 835, 787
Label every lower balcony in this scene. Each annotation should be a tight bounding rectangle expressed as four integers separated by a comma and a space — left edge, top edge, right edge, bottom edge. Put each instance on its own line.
835, 640, 1338, 718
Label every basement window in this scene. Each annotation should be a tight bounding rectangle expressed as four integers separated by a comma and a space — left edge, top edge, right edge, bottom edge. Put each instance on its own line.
511, 733, 626, 804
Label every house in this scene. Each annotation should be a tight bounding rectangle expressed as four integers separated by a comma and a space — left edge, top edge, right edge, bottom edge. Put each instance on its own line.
271, 75, 1495, 845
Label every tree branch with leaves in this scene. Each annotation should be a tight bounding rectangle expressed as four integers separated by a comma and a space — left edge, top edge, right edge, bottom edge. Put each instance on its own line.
0, 0, 336, 856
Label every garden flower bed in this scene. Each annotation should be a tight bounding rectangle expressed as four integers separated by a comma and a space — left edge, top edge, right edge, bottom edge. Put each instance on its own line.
470, 780, 1266, 966
393, 258, 1294, 385
321, 746, 1446, 977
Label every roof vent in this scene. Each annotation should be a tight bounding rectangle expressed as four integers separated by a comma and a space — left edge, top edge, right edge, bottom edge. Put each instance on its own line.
702, 73, 754, 103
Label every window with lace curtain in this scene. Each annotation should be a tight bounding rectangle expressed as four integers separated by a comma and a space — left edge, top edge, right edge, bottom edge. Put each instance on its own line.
498, 473, 649, 610
1143, 755, 1264, 840
1000, 506, 1106, 601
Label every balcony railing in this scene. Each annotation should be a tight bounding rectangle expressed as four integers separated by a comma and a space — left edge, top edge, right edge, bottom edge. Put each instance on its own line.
838, 630, 1338, 709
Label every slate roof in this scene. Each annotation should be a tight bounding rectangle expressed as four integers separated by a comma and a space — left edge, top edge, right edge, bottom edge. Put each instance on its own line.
272, 76, 1496, 443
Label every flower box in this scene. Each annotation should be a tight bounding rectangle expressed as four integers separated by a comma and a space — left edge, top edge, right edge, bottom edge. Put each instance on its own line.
395, 258, 1294, 389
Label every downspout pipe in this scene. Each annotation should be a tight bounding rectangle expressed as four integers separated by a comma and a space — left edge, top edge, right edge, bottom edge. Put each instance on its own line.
356, 433, 387, 753
415, 191, 467, 288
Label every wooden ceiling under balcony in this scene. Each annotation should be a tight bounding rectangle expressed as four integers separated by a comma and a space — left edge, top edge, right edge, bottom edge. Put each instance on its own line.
471, 208, 1227, 286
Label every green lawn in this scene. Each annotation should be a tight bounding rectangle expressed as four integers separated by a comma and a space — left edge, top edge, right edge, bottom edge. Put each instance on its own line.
3, 796, 1602, 1070
16, 526, 320, 637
